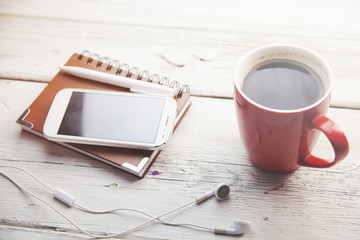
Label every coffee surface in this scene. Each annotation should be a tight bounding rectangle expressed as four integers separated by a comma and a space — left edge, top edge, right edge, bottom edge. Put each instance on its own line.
243, 60, 323, 110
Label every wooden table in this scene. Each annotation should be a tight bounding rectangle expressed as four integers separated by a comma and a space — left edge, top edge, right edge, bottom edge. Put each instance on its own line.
1, 1, 359, 239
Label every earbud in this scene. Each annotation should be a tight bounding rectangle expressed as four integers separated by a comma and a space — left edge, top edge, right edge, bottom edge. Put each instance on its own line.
196, 183, 230, 204
214, 219, 251, 235
1, 166, 250, 238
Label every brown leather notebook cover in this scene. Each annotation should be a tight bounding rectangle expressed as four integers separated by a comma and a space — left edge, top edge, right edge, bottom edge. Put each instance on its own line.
17, 52, 191, 178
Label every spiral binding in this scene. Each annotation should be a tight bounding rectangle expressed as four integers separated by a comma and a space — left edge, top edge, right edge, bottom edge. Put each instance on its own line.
77, 50, 190, 98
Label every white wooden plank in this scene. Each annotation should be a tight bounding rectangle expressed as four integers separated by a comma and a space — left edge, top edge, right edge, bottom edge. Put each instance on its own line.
0, 15, 359, 108
1, 80, 359, 239
1, 1, 360, 239
0, 225, 88, 240
1, 0, 359, 39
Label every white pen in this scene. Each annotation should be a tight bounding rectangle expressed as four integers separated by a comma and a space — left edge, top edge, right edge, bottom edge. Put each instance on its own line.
59, 66, 178, 97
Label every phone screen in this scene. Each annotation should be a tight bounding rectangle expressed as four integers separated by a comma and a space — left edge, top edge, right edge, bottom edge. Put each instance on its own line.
57, 92, 166, 143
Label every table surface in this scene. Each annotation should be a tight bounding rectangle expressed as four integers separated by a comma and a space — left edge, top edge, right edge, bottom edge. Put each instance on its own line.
1, 1, 359, 239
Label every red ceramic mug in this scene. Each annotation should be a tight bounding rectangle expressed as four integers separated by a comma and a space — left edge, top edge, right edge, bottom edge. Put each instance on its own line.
234, 44, 349, 172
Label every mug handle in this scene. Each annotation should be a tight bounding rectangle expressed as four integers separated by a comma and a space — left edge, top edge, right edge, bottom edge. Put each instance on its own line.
298, 114, 349, 168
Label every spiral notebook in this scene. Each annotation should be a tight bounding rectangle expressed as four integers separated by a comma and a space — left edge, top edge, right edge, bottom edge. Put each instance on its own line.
16, 51, 191, 178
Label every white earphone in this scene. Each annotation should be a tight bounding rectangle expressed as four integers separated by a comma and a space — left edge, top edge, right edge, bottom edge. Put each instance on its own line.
196, 183, 231, 204
0, 166, 250, 237
215, 219, 251, 235
196, 184, 250, 235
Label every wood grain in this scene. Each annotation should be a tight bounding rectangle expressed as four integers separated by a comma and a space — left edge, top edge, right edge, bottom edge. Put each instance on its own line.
0, 1, 359, 108
1, 0, 359, 239
1, 80, 359, 239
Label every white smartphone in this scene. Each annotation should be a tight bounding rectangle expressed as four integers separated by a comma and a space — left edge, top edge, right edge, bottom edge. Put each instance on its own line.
43, 88, 177, 150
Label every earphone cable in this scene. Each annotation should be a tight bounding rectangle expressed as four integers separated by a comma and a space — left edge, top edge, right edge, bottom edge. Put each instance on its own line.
0, 165, 55, 192
0, 171, 102, 238
73, 201, 213, 233
0, 166, 213, 237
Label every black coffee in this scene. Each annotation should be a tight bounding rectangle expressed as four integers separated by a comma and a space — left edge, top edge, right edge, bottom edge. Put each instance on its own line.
243, 60, 323, 110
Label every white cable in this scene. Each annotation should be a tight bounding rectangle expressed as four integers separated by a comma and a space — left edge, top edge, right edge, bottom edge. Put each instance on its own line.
0, 165, 55, 192
0, 171, 102, 238
73, 202, 212, 232
0, 166, 213, 238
